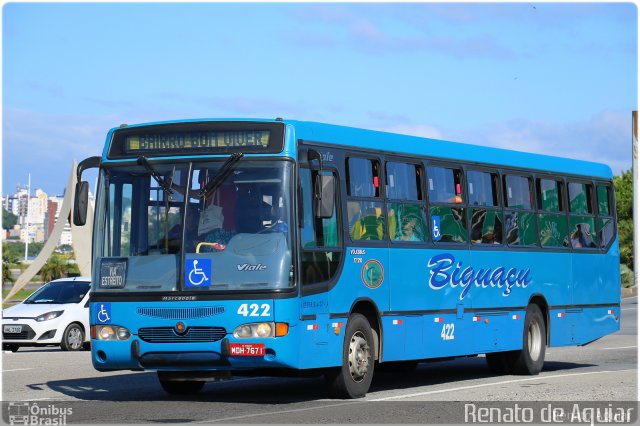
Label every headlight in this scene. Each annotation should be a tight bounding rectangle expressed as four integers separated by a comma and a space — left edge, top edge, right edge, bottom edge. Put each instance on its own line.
36, 311, 64, 322
255, 323, 272, 337
233, 322, 288, 338
233, 322, 274, 338
93, 325, 131, 340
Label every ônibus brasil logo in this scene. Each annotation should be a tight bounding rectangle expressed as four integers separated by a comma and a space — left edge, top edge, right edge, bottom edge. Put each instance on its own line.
427, 253, 532, 300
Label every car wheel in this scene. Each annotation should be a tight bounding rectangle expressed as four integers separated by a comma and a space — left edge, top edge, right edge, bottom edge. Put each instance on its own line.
60, 323, 84, 351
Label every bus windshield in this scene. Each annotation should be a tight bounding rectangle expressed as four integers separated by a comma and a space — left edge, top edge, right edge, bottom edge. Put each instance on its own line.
93, 159, 293, 293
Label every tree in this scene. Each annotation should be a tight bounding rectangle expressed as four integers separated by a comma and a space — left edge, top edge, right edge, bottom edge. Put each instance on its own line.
38, 255, 72, 282
2, 209, 18, 230
2, 242, 45, 259
2, 253, 21, 284
614, 169, 633, 270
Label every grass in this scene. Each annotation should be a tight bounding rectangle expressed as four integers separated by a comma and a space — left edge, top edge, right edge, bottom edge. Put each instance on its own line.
2, 288, 36, 309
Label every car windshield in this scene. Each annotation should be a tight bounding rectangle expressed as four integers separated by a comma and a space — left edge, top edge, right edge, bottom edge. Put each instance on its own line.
93, 159, 293, 293
24, 281, 90, 304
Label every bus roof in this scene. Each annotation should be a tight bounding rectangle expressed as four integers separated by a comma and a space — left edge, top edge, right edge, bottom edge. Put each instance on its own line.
104, 118, 613, 180
287, 120, 613, 180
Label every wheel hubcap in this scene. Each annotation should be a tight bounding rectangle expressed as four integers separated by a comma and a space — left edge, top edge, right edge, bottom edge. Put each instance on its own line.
527, 319, 542, 362
348, 331, 370, 382
68, 328, 82, 349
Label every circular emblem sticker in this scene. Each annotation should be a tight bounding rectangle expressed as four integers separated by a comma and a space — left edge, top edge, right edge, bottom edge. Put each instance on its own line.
361, 260, 384, 289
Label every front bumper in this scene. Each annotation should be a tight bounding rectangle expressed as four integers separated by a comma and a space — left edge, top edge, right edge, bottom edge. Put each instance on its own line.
91, 335, 293, 371
2, 318, 64, 346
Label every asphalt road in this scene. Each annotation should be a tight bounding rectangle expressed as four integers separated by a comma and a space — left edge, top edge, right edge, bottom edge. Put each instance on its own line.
1, 297, 637, 424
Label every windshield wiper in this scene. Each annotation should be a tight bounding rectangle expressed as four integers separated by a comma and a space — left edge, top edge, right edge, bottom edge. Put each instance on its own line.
198, 152, 244, 198
137, 156, 174, 195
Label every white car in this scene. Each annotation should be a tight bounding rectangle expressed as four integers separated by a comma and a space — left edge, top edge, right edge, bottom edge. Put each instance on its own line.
2, 277, 91, 352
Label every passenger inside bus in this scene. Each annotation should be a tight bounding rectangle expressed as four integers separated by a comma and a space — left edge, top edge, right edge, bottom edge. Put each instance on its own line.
351, 206, 385, 240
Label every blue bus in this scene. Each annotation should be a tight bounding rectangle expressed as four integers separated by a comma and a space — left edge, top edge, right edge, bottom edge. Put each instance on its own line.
74, 118, 620, 398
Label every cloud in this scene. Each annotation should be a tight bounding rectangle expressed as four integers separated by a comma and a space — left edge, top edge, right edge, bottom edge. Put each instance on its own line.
444, 110, 632, 174
2, 108, 121, 195
283, 7, 515, 59
24, 80, 66, 99
364, 109, 631, 175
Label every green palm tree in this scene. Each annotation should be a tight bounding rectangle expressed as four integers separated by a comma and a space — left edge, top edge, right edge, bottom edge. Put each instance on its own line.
39, 255, 70, 282
2, 253, 20, 284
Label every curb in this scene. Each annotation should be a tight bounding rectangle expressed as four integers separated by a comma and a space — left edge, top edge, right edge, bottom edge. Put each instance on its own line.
621, 286, 638, 298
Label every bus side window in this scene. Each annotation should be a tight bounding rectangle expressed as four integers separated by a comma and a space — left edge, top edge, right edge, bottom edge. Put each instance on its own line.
386, 161, 427, 243
468, 170, 502, 245
596, 184, 614, 248
567, 182, 597, 249
537, 178, 568, 248
427, 165, 467, 243
503, 174, 536, 246
347, 157, 380, 198
347, 156, 386, 241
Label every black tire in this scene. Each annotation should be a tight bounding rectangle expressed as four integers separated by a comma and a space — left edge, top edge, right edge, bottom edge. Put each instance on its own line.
507, 304, 546, 375
485, 352, 510, 375
325, 313, 375, 398
377, 360, 418, 373
60, 323, 84, 351
159, 377, 205, 395
3, 344, 19, 352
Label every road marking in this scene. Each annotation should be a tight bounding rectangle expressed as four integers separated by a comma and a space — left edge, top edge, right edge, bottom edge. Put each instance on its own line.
601, 346, 637, 350
197, 401, 360, 424
367, 369, 636, 401
2, 368, 34, 373
621, 307, 636, 311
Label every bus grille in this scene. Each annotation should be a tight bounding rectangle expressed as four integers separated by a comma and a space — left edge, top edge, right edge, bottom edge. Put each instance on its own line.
136, 306, 224, 320
137, 327, 227, 343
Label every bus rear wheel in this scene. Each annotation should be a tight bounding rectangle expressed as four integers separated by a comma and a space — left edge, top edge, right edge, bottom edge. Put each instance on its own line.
507, 304, 546, 375
485, 352, 510, 375
158, 376, 205, 395
325, 313, 375, 399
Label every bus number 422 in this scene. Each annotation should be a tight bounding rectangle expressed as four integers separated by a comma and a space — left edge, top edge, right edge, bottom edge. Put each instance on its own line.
237, 303, 271, 317
441, 323, 455, 341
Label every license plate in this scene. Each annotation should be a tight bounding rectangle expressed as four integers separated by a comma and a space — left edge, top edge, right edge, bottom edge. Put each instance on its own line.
3, 325, 22, 334
229, 343, 265, 357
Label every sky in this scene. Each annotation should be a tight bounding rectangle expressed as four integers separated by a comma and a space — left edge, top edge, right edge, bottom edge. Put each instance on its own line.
2, 2, 637, 196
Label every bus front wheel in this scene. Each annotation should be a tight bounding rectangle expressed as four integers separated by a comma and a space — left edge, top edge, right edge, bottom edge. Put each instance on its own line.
325, 313, 375, 399
508, 304, 546, 375
158, 376, 205, 395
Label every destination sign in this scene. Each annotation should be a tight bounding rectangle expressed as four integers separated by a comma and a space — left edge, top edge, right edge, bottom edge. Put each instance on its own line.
106, 121, 285, 159
124, 130, 271, 153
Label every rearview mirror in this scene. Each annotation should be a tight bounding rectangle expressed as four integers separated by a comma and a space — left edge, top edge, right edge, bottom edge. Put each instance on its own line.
315, 173, 335, 219
73, 156, 100, 227
73, 181, 89, 226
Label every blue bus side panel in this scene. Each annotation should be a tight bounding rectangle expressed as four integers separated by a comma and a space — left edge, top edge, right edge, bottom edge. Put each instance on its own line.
572, 243, 621, 307
330, 247, 389, 320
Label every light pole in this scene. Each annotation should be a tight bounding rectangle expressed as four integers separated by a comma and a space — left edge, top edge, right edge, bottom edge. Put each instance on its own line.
24, 173, 30, 261
633, 111, 639, 286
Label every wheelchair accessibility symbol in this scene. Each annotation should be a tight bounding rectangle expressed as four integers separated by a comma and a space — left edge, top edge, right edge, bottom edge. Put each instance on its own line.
96, 303, 111, 324
185, 258, 212, 287
432, 216, 442, 241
